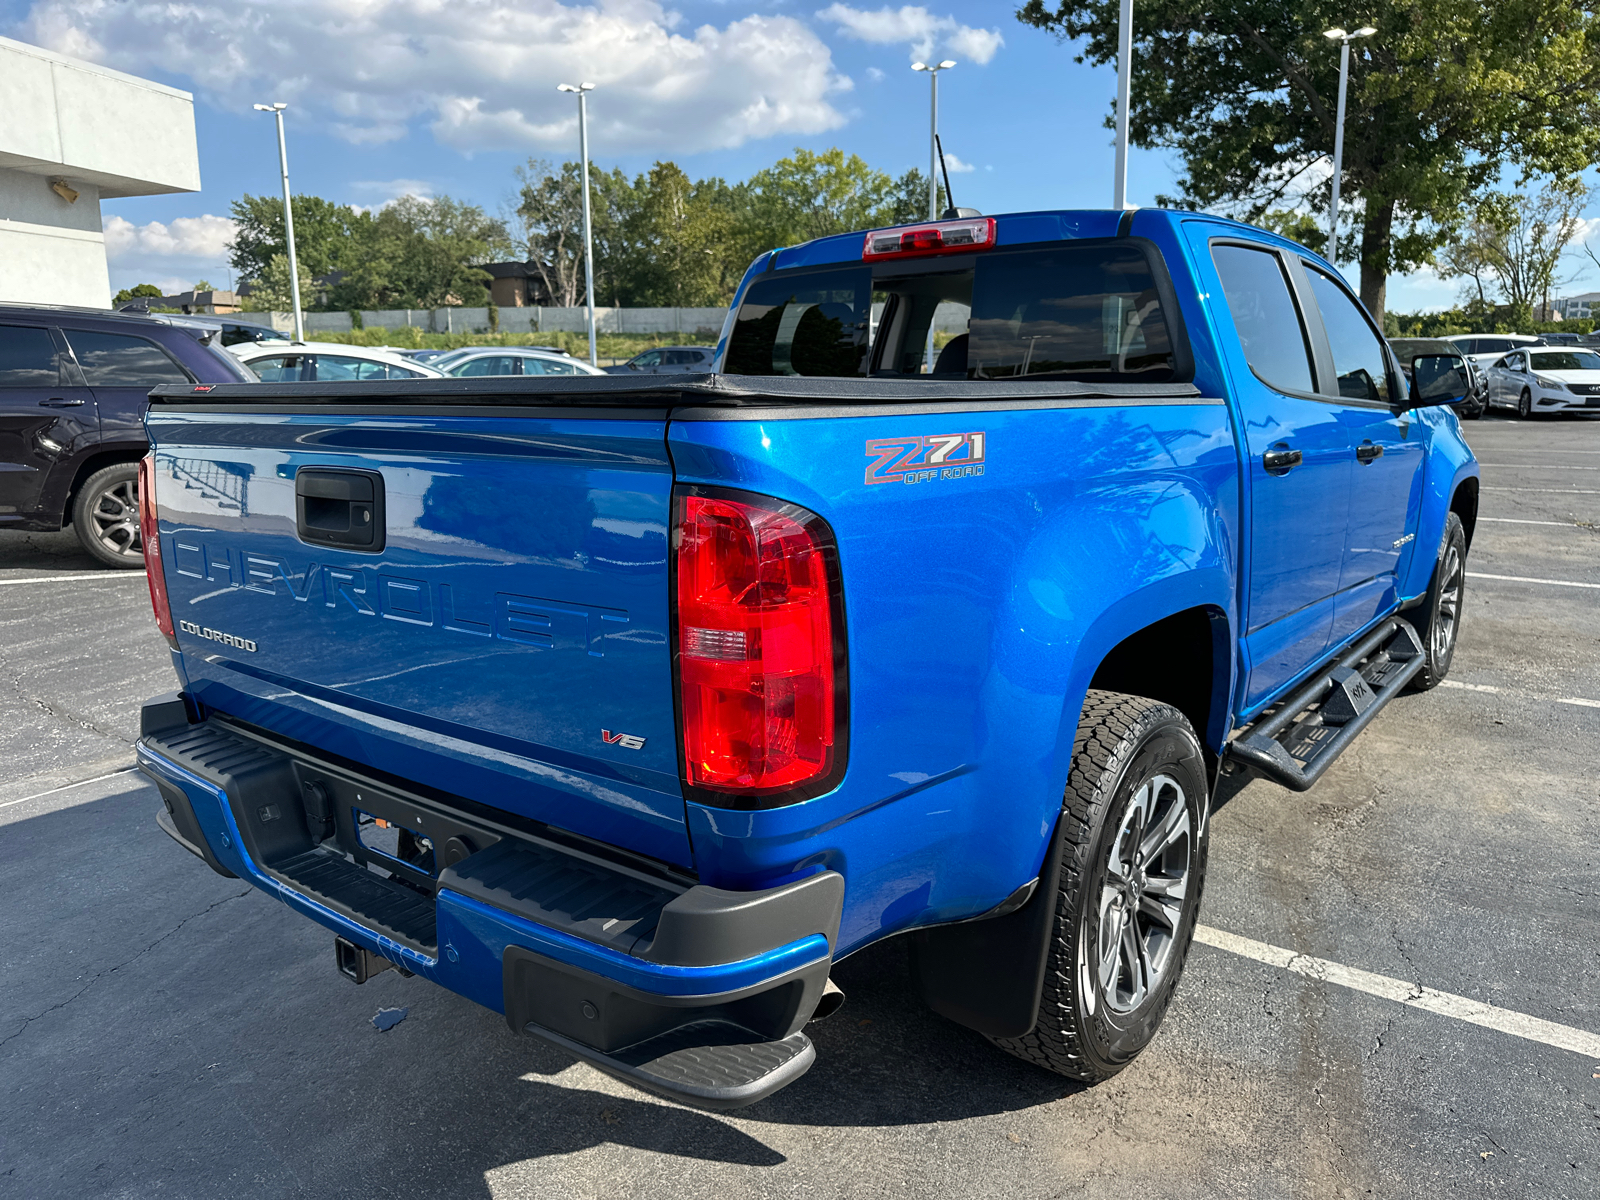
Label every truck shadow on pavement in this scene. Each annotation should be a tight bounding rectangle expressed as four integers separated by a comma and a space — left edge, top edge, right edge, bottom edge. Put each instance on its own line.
2, 785, 1079, 1198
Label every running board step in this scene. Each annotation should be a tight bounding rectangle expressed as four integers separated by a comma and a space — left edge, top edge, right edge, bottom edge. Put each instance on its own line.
1229, 617, 1425, 792
523, 1019, 815, 1111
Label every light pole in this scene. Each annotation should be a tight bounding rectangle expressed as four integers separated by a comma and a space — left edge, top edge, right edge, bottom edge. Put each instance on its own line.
252, 102, 304, 343
910, 60, 956, 219
558, 82, 598, 367
1323, 26, 1375, 268
1113, 0, 1132, 209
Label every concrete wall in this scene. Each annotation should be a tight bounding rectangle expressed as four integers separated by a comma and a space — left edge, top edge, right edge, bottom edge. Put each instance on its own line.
0, 36, 200, 197
0, 36, 199, 308
0, 169, 109, 306
278, 306, 731, 337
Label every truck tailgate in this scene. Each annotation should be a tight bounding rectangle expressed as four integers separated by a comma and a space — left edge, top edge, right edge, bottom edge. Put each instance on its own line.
146, 405, 689, 867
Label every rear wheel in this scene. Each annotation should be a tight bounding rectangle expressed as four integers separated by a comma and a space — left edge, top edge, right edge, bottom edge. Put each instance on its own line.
989, 691, 1209, 1082
1404, 512, 1466, 691
72, 462, 144, 568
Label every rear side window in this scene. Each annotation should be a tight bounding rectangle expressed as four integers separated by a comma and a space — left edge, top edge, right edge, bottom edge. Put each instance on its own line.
65, 331, 191, 387
1305, 268, 1390, 405
1211, 245, 1315, 394
0, 325, 62, 386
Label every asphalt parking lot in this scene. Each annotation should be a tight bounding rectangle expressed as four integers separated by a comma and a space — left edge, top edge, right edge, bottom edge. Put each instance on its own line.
3, 410, 1597, 1200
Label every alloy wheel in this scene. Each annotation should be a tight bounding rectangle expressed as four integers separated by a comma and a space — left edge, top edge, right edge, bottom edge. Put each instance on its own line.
1434, 542, 1463, 661
1083, 773, 1193, 1016
89, 477, 142, 561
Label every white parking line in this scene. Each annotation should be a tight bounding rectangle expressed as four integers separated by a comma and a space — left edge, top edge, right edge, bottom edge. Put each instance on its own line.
1478, 517, 1584, 527
1481, 487, 1600, 494
0, 572, 146, 587
1476, 463, 1600, 470
1194, 925, 1600, 1060
0, 765, 141, 810
1439, 680, 1600, 709
1468, 571, 1600, 589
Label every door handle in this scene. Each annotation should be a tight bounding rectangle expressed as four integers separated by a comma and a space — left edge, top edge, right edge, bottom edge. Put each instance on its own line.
40, 397, 84, 408
1356, 440, 1384, 464
1262, 446, 1303, 475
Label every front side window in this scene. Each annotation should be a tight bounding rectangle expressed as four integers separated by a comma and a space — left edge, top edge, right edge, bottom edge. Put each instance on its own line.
64, 331, 190, 387
631, 350, 665, 369
249, 355, 306, 382
0, 325, 62, 386
1211, 245, 1315, 394
1305, 268, 1390, 404
453, 356, 517, 377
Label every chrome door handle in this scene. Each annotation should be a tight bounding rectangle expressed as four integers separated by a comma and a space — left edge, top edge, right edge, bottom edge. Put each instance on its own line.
40, 397, 85, 408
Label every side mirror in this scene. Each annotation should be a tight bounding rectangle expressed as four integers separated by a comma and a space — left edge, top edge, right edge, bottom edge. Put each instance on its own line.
1408, 354, 1470, 408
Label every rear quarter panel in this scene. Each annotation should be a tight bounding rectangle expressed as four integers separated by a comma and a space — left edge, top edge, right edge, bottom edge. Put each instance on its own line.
670, 398, 1240, 955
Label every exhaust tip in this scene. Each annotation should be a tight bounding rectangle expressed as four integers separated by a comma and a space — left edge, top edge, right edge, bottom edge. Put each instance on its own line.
810, 977, 845, 1022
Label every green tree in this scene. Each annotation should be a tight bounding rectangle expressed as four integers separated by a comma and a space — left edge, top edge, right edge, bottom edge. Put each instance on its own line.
1019, 1, 1600, 325
1441, 182, 1589, 318
228, 194, 360, 283
240, 253, 312, 312
112, 283, 164, 304
332, 196, 506, 310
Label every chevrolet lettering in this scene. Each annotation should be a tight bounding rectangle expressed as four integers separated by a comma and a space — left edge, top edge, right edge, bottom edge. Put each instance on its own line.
135, 206, 1479, 1113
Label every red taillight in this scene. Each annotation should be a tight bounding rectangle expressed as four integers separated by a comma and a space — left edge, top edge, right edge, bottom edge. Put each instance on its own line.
138, 454, 178, 649
673, 487, 846, 807
862, 216, 996, 262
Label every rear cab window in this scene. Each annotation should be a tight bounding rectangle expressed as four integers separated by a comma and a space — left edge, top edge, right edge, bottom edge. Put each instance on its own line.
723, 237, 1190, 385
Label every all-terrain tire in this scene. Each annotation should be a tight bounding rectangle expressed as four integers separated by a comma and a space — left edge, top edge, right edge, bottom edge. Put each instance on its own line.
71, 462, 144, 568
1403, 512, 1467, 691
989, 691, 1209, 1083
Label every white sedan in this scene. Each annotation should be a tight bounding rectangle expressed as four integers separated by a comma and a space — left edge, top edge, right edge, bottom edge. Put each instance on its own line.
233, 342, 445, 381
433, 347, 607, 377
1484, 347, 1600, 417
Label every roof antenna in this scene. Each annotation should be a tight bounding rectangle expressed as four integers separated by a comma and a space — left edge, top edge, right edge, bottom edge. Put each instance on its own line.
936, 135, 979, 219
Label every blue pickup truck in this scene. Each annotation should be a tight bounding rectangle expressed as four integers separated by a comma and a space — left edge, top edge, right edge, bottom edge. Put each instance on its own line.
134, 208, 1478, 1109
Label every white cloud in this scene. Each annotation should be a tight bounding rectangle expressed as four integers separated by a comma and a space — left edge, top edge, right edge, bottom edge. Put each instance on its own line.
103, 214, 236, 263
349, 179, 436, 213
818, 4, 1003, 65
866, 66, 885, 81
102, 214, 237, 294
23, 0, 851, 153
943, 151, 975, 173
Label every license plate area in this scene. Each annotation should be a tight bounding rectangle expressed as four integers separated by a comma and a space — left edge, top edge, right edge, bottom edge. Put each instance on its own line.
293, 763, 502, 894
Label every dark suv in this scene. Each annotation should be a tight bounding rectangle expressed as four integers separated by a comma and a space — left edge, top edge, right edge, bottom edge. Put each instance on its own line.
0, 305, 256, 567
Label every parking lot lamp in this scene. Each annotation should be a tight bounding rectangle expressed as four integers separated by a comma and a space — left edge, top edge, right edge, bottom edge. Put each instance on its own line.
252, 102, 304, 344
1323, 26, 1376, 268
1113, 0, 1132, 209
557, 83, 598, 367
910, 61, 956, 220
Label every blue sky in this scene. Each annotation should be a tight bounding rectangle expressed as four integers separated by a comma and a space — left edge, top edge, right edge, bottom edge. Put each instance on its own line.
3, 0, 1589, 309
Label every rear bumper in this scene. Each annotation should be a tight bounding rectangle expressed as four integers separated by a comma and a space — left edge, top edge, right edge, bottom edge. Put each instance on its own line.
138, 693, 843, 1104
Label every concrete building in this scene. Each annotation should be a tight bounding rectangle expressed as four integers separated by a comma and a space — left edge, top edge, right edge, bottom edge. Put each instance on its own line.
0, 36, 200, 308
1553, 292, 1600, 321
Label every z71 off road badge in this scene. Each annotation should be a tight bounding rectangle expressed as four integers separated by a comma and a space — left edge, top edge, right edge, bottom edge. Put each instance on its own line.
864, 431, 986, 485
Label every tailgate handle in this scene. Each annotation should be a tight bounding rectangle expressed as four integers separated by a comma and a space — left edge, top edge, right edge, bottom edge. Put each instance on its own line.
295, 468, 386, 552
